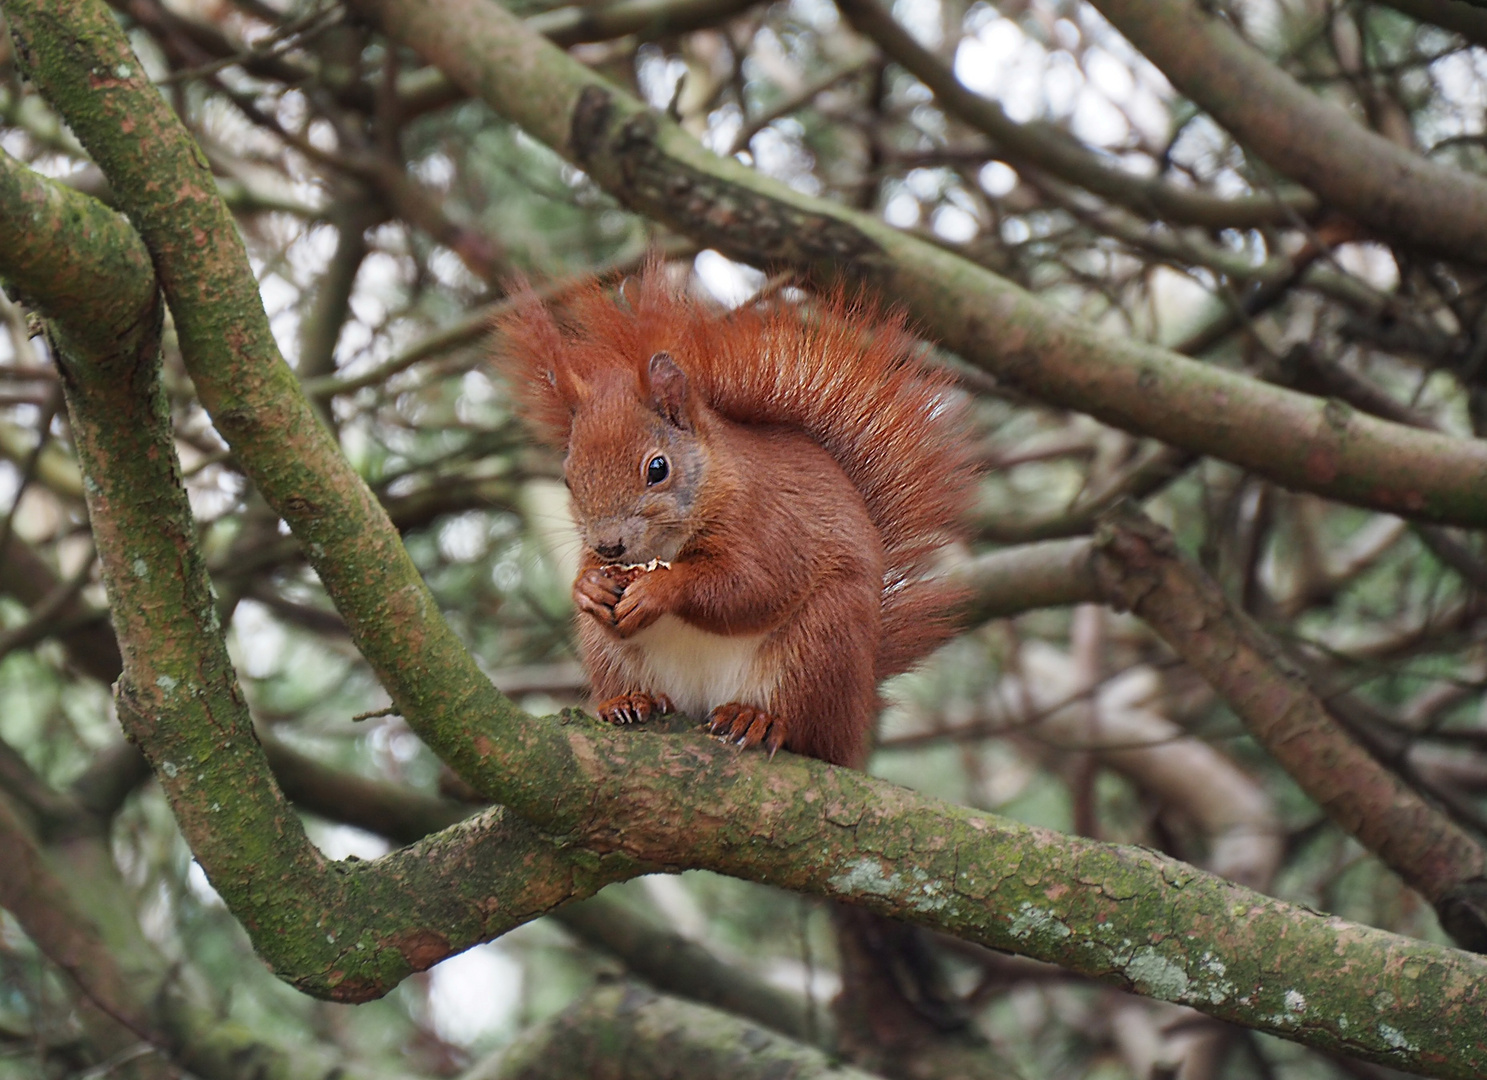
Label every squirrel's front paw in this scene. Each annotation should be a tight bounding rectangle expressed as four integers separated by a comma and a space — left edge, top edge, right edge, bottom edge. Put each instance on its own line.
597, 692, 674, 725
573, 567, 623, 626
611, 571, 668, 636
707, 703, 789, 759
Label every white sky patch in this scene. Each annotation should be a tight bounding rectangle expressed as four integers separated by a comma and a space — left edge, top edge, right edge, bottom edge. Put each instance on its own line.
438, 512, 491, 564
761, 956, 841, 1003
953, 8, 1172, 150
427, 943, 524, 1046
258, 274, 300, 321
637, 45, 687, 109
0, 462, 19, 511
641, 874, 709, 939
979, 160, 1017, 196
789, 0, 840, 31
694, 250, 766, 308
305, 822, 392, 862
704, 101, 744, 154
933, 204, 978, 242
187, 860, 226, 908
1428, 51, 1487, 143
892, 0, 942, 48
1148, 265, 1218, 344
229, 599, 286, 679
1043, 51, 1084, 116
749, 122, 821, 196
1332, 243, 1400, 292
884, 189, 921, 228
905, 167, 943, 200
428, 248, 481, 292
1085, 46, 1135, 101
413, 152, 455, 191
1071, 89, 1129, 149
956, 18, 1029, 96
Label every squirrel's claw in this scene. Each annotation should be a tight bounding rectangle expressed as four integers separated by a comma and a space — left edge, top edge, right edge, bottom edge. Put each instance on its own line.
707, 703, 789, 759
597, 692, 673, 726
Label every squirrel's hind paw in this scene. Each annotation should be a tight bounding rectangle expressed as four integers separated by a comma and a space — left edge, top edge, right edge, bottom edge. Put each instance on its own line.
597, 692, 674, 725
707, 703, 789, 759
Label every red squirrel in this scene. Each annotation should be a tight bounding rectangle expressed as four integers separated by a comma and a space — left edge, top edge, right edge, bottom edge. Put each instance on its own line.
498, 263, 976, 767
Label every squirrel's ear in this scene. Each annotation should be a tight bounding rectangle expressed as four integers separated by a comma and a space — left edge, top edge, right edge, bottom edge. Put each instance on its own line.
647, 351, 691, 430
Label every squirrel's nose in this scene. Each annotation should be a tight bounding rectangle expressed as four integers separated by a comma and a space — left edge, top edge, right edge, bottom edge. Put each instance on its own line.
595, 541, 625, 560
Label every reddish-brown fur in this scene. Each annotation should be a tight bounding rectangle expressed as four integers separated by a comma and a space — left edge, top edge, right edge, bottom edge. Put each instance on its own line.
497, 263, 976, 767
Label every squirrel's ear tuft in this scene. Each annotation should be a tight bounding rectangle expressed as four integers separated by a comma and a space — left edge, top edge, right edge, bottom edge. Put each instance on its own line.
491, 278, 579, 447
647, 351, 692, 430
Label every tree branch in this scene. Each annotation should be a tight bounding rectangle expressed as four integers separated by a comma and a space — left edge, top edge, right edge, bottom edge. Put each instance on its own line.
834, 0, 1317, 229
469, 981, 877, 1080
1093, 506, 1487, 949
551, 895, 821, 1047
339, 0, 1487, 527
1086, 0, 1487, 263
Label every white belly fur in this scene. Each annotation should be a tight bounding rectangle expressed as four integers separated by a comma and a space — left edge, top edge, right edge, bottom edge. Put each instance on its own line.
626, 615, 777, 717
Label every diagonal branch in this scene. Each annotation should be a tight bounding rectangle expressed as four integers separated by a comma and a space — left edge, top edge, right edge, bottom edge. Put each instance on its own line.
834, 0, 1317, 230
5, 0, 552, 820
0, 792, 161, 1048
1086, 0, 1487, 264
339, 0, 1487, 528
1093, 506, 1487, 951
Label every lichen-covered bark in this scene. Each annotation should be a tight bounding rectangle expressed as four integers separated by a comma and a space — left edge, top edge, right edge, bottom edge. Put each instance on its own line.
564, 732, 1487, 1076
4, 0, 558, 825
343, 0, 1487, 527
0, 112, 628, 999
0, 146, 158, 366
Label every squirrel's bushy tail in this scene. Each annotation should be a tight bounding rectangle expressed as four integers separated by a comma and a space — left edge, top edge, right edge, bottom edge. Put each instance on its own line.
498, 262, 978, 680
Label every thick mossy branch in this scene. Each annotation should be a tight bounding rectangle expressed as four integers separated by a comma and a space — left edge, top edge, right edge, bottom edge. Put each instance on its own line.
0, 101, 623, 999
4, 0, 560, 820
0, 146, 159, 364
346, 0, 1487, 527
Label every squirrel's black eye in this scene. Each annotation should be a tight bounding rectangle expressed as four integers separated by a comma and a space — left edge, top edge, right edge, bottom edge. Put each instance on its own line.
646, 455, 669, 485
